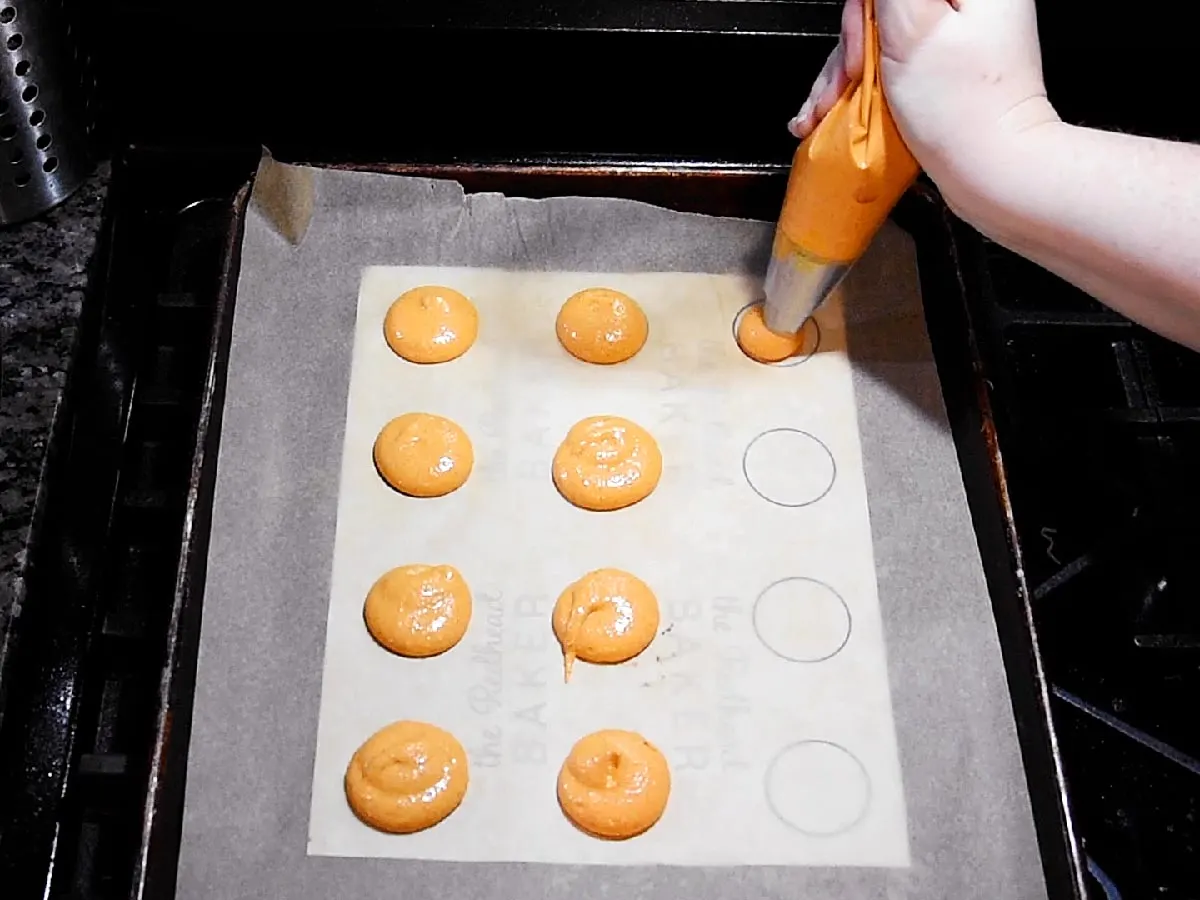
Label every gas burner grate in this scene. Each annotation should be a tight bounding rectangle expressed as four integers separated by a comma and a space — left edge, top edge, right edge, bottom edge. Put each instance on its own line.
0, 148, 255, 899
971, 234, 1200, 897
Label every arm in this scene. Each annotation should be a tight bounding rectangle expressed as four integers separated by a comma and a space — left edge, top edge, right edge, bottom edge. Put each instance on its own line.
793, 0, 1200, 350
938, 113, 1200, 350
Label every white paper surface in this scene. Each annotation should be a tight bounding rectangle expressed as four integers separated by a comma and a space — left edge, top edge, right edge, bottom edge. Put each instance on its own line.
306, 266, 909, 867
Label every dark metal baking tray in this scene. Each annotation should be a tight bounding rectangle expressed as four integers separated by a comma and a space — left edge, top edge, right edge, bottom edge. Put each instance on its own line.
0, 147, 1084, 899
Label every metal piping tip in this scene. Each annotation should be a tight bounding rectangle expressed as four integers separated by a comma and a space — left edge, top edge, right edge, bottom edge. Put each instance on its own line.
762, 248, 851, 334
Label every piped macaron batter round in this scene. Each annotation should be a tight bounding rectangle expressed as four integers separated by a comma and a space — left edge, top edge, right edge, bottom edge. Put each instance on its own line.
551, 415, 662, 511
373, 412, 474, 497
556, 287, 649, 364
557, 729, 671, 839
345, 720, 469, 834
384, 285, 479, 364
552, 568, 659, 680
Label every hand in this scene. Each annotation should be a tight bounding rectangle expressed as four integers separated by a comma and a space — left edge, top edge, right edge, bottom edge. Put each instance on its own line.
788, 0, 1060, 206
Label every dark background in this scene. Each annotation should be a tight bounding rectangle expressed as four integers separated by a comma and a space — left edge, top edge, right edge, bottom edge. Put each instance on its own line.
78, 0, 1196, 166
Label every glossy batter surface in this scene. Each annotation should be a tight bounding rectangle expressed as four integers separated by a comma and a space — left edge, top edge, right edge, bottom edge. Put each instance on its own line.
384, 285, 479, 364
736, 303, 810, 363
552, 568, 659, 681
557, 729, 671, 839
345, 720, 469, 834
552, 416, 662, 511
373, 413, 474, 497
364, 564, 472, 657
556, 287, 649, 364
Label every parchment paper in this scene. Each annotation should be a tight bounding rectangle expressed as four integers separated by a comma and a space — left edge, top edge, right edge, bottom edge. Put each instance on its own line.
309, 267, 905, 867
177, 163, 1048, 899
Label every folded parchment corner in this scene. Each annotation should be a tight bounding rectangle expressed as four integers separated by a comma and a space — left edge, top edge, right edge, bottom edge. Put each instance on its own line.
251, 149, 316, 246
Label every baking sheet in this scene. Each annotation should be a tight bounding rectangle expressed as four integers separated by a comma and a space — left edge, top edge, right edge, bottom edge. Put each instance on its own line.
308, 267, 906, 866
177, 163, 1048, 899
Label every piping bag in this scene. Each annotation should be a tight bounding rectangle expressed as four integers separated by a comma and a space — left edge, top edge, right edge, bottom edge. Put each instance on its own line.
763, 0, 919, 333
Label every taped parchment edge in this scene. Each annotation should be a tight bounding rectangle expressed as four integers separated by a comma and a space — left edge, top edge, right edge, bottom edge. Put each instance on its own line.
250, 147, 316, 246
244, 149, 790, 250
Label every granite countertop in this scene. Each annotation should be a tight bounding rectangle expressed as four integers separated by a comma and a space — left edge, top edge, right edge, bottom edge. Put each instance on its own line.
0, 164, 110, 661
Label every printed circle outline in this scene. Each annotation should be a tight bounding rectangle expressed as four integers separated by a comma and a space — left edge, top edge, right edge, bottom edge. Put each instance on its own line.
731, 299, 821, 367
751, 577, 852, 663
764, 740, 872, 837
741, 428, 837, 508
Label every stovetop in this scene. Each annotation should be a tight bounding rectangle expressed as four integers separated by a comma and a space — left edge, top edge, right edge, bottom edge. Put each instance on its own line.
83, 4, 1199, 892
0, 146, 1197, 899
969, 240, 1200, 896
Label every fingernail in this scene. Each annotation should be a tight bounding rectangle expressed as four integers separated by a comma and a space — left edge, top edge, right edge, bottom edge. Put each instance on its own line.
787, 102, 812, 135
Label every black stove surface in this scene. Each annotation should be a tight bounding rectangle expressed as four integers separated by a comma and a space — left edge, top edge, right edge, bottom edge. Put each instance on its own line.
967, 240, 1200, 897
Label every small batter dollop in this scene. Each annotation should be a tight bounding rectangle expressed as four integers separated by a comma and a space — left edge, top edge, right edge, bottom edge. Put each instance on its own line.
557, 729, 671, 840
374, 413, 474, 497
345, 720, 469, 834
556, 287, 649, 364
364, 564, 472, 657
736, 302, 811, 363
552, 568, 659, 681
552, 415, 662, 511
384, 285, 479, 364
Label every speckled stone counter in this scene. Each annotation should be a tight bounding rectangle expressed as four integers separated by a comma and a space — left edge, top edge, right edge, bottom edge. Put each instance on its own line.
0, 164, 109, 659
